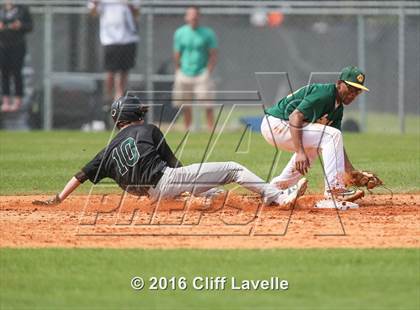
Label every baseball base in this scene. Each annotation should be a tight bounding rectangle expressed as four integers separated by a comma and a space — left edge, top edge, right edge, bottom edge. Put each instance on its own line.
315, 199, 359, 211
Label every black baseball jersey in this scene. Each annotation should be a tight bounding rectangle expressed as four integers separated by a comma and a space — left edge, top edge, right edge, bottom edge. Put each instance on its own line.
80, 124, 181, 195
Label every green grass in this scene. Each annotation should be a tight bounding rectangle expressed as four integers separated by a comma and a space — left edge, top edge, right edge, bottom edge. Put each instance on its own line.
343, 111, 420, 134
0, 248, 419, 310
0, 130, 419, 195
1, 129, 419, 309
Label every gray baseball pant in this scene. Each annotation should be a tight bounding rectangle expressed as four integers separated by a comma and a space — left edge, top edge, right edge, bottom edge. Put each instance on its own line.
148, 161, 282, 204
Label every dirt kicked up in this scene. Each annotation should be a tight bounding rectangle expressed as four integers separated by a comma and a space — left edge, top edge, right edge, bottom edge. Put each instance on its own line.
1, 194, 419, 249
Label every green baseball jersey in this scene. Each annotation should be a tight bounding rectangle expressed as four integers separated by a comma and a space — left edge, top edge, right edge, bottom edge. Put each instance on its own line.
173, 25, 217, 76
265, 83, 343, 130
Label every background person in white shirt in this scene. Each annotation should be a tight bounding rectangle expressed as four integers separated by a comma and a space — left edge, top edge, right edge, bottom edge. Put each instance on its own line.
89, 0, 140, 101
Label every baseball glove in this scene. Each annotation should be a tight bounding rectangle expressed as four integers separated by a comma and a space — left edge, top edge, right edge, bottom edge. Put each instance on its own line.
32, 194, 61, 206
346, 170, 383, 190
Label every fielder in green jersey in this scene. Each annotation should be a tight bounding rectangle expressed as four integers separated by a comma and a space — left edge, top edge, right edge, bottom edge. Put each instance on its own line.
261, 66, 369, 202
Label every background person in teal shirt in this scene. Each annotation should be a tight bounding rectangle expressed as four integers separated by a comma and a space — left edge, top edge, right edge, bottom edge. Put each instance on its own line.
172, 6, 218, 131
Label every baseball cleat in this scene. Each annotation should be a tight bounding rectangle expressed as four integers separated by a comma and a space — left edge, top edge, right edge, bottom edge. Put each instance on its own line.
325, 188, 365, 202
276, 178, 308, 207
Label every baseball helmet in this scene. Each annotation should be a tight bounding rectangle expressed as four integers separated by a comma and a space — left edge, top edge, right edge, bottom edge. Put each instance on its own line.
111, 96, 149, 123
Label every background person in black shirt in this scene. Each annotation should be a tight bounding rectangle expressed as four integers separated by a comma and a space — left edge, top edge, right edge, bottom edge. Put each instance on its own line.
33, 96, 307, 207
0, 0, 33, 112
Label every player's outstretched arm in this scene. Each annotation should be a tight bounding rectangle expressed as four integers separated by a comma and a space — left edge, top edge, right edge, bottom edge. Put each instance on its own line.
32, 177, 81, 206
33, 146, 104, 206
58, 177, 82, 202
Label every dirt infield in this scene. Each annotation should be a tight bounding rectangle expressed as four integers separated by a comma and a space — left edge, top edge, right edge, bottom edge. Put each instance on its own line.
1, 194, 419, 249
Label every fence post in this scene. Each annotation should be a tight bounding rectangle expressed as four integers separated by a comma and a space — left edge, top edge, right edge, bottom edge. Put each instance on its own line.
145, 10, 154, 123
43, 6, 53, 130
398, 7, 405, 134
357, 14, 367, 132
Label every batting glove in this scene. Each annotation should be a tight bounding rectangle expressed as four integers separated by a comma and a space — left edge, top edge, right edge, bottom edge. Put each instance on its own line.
32, 194, 62, 206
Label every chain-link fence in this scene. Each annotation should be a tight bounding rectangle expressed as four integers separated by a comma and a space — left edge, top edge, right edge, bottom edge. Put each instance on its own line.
1, 1, 419, 133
